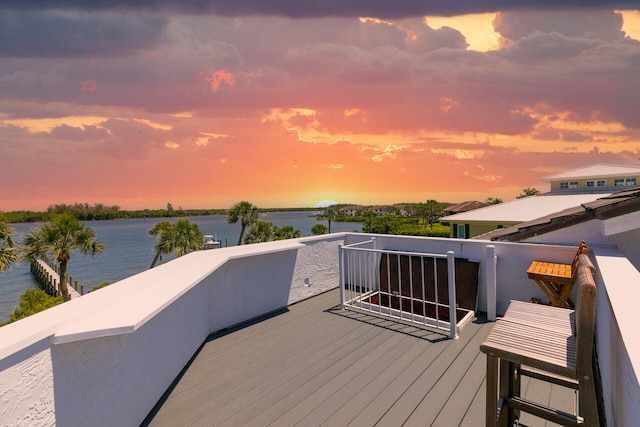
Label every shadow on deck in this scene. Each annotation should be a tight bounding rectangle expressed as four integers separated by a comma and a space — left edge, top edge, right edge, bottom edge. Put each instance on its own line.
143, 289, 575, 427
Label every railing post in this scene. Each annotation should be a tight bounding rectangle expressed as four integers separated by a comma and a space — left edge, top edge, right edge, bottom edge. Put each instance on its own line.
371, 238, 378, 293
339, 244, 345, 309
447, 251, 458, 339
486, 245, 497, 321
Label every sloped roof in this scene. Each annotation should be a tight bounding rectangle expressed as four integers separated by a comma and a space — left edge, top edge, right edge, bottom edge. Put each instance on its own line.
444, 201, 487, 213
541, 164, 640, 182
442, 193, 610, 223
477, 187, 640, 241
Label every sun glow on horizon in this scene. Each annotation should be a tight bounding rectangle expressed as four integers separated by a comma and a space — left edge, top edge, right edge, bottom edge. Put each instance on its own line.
314, 199, 339, 208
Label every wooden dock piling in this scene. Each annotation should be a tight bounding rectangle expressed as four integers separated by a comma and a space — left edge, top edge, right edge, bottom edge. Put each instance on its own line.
30, 259, 82, 299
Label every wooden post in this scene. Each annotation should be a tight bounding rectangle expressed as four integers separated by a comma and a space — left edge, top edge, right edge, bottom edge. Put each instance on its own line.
80, 285, 84, 296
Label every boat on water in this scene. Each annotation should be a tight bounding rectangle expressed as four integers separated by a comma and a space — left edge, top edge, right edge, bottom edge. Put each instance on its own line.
203, 234, 221, 250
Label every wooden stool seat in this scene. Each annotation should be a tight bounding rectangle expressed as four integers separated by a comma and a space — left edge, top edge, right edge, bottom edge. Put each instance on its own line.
502, 300, 574, 335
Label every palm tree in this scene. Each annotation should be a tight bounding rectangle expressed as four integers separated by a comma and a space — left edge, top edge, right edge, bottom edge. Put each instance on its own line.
243, 221, 277, 244
485, 197, 503, 205
275, 225, 302, 240
21, 214, 105, 302
0, 219, 17, 273
517, 188, 541, 199
148, 219, 204, 268
243, 222, 302, 244
321, 207, 339, 233
227, 201, 258, 245
311, 223, 328, 235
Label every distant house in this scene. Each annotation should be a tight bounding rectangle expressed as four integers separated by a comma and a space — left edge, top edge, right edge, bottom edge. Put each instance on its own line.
442, 164, 640, 239
392, 204, 409, 216
542, 164, 640, 193
339, 205, 365, 216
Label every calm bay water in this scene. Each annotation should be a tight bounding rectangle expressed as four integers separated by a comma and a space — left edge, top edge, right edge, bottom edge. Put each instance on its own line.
0, 211, 361, 322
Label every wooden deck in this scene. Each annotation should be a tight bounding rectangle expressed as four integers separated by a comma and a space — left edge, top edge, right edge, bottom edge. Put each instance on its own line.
143, 289, 576, 427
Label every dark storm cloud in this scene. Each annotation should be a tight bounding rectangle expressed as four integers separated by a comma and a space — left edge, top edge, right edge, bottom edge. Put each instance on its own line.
0, 11, 167, 57
1, 0, 638, 18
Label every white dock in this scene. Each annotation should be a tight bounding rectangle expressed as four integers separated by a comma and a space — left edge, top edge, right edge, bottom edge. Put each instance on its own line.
31, 259, 82, 299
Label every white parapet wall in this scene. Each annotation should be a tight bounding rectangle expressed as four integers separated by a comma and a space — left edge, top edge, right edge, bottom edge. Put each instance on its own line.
593, 247, 640, 427
0, 235, 346, 427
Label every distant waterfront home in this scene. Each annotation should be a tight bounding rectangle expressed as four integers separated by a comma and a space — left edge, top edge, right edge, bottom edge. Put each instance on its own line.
542, 163, 640, 192
339, 205, 366, 216
442, 163, 640, 239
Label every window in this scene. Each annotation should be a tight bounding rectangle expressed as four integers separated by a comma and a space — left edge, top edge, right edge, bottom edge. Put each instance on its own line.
626, 178, 637, 186
457, 224, 467, 239
560, 181, 578, 189
615, 178, 626, 186
586, 181, 595, 188
597, 180, 606, 187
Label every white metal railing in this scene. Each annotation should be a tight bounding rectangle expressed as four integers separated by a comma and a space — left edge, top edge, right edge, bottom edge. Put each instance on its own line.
339, 238, 473, 338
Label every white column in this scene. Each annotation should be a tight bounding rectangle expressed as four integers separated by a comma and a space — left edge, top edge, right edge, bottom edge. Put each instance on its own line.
447, 251, 458, 339
486, 245, 497, 321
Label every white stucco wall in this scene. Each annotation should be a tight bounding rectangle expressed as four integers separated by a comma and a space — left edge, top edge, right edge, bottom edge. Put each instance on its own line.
0, 343, 54, 426
594, 248, 640, 427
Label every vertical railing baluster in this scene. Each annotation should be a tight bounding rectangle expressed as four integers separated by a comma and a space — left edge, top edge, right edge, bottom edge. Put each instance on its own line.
421, 256, 426, 326
358, 249, 363, 308
339, 244, 345, 309
409, 255, 415, 322
349, 249, 354, 307
396, 253, 402, 319
447, 251, 458, 339
434, 256, 440, 329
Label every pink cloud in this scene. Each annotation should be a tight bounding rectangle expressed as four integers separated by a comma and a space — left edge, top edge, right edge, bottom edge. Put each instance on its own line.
200, 70, 236, 92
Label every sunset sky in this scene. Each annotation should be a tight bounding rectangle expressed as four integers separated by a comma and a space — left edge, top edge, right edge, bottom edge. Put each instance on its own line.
1, 1, 639, 211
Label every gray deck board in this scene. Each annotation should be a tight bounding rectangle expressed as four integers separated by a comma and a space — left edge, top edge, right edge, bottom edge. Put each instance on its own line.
145, 288, 576, 427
